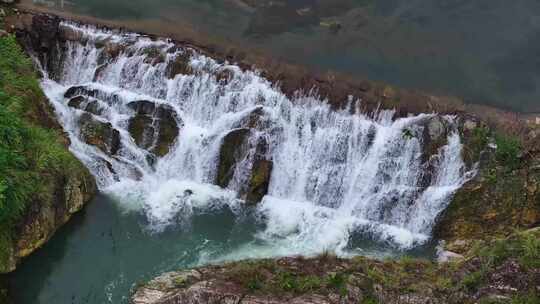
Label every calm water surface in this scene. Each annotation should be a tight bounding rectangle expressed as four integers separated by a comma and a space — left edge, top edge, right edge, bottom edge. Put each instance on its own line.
23, 0, 540, 112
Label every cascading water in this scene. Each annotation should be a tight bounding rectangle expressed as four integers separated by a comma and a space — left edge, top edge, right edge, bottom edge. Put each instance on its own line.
31, 21, 475, 260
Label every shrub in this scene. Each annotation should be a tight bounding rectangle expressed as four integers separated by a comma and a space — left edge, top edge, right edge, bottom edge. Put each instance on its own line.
494, 134, 521, 170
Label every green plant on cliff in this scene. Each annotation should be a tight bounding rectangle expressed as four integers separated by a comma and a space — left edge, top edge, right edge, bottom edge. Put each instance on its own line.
0, 35, 85, 270
494, 134, 521, 171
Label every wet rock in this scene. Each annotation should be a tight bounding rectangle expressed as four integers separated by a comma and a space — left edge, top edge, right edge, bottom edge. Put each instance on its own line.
232, 106, 266, 130
30, 15, 60, 52
216, 128, 251, 188
245, 158, 273, 204
94, 40, 127, 65
216, 127, 273, 204
65, 86, 99, 99
127, 100, 180, 157
0, 30, 7, 38
67, 95, 86, 109
437, 250, 464, 263
216, 68, 234, 84
166, 51, 192, 79
421, 116, 449, 158
67, 96, 104, 116
78, 113, 121, 155
59, 25, 85, 42
65, 85, 122, 107
84, 100, 103, 116
427, 115, 446, 140
142, 46, 166, 65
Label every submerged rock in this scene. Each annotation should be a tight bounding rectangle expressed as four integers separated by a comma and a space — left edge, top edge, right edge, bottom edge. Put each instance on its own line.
127, 100, 180, 157
78, 113, 121, 155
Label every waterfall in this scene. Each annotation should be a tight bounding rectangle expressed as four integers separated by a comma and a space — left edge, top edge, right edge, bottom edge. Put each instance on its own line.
31, 21, 475, 257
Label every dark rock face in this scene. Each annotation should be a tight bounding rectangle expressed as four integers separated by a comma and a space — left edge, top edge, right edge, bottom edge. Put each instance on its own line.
67, 96, 104, 116
166, 51, 193, 79
65, 85, 99, 99
216, 128, 251, 188
78, 113, 121, 155
15, 14, 65, 80
416, 116, 451, 189
216, 125, 273, 204
127, 100, 180, 157
246, 158, 272, 204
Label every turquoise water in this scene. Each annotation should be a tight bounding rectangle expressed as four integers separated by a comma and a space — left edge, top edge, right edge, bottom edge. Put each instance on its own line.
10, 194, 436, 304
24, 0, 540, 112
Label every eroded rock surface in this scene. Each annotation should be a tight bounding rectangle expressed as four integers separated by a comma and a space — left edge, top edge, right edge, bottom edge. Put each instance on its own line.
216, 107, 273, 204
78, 112, 121, 156
127, 100, 180, 157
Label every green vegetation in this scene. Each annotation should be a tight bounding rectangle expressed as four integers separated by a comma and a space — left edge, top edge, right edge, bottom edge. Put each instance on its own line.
205, 229, 540, 303
474, 230, 540, 269
494, 134, 522, 171
0, 35, 85, 270
435, 123, 539, 245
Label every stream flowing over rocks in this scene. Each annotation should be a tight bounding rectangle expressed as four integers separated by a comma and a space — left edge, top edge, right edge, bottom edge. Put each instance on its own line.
17, 15, 477, 258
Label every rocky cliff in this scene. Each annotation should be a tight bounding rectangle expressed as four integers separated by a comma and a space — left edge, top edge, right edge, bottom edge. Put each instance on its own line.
0, 6, 97, 274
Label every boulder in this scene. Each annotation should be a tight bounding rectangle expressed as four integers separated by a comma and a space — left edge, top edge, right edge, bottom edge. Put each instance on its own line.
67, 95, 85, 109
216, 128, 273, 204
127, 100, 180, 157
216, 128, 251, 188
215, 68, 234, 85
232, 106, 266, 130
142, 47, 166, 65
245, 158, 273, 204
78, 113, 121, 155
65, 85, 121, 106
67, 96, 103, 116
95, 40, 126, 64
165, 51, 192, 79
65, 86, 99, 99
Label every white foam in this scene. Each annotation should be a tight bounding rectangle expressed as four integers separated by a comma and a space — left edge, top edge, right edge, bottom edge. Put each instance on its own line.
36, 21, 475, 254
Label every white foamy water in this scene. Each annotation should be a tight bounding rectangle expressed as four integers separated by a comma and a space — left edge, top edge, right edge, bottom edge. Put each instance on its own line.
33, 22, 475, 257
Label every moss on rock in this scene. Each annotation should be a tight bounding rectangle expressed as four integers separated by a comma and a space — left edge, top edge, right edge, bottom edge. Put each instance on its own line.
78, 112, 121, 156
434, 126, 540, 250
127, 100, 180, 157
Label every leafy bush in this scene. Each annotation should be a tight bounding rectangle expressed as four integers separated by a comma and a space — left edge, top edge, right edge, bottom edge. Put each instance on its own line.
494, 134, 521, 170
